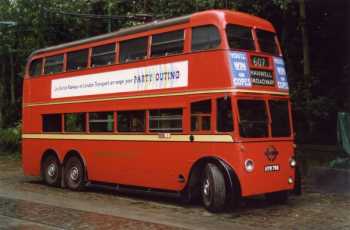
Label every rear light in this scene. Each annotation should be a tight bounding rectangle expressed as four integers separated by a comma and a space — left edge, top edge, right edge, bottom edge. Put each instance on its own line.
245, 159, 254, 172
289, 157, 296, 168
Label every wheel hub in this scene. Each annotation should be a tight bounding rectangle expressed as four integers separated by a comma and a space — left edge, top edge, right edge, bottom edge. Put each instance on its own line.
47, 163, 57, 177
203, 179, 210, 196
70, 167, 79, 181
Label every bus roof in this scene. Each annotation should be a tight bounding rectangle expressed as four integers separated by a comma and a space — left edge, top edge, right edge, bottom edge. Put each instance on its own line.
30, 10, 274, 58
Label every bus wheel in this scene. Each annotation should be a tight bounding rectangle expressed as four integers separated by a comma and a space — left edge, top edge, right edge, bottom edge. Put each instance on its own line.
201, 163, 226, 212
64, 156, 85, 191
42, 155, 61, 187
266, 190, 288, 204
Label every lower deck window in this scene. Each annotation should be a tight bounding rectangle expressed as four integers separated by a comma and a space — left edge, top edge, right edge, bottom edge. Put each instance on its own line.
43, 114, 62, 132
149, 109, 183, 132
89, 112, 114, 132
191, 100, 211, 131
64, 113, 86, 132
238, 100, 268, 138
117, 111, 145, 132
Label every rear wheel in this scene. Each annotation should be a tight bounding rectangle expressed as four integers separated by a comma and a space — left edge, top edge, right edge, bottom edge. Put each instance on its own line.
64, 156, 85, 191
42, 155, 61, 187
201, 163, 227, 212
266, 190, 289, 204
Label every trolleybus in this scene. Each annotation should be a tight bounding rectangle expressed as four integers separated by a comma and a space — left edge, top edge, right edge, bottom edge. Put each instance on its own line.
22, 10, 297, 212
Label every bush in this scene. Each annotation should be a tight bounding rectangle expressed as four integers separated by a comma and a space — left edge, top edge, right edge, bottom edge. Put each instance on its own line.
0, 123, 21, 153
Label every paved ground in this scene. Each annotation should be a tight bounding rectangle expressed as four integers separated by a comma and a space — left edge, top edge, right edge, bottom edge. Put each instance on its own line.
0, 155, 349, 230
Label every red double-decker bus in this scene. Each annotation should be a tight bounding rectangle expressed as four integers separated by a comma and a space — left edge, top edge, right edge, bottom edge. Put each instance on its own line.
22, 10, 297, 212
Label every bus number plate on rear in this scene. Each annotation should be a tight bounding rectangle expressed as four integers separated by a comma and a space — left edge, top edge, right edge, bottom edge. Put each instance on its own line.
264, 164, 280, 172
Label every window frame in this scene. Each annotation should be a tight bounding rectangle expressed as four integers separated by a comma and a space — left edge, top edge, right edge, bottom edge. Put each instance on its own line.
151, 29, 185, 58
67, 49, 89, 71
119, 36, 149, 64
191, 25, 221, 52
225, 24, 256, 52
88, 111, 115, 133
149, 108, 183, 133
91, 43, 117, 68
190, 99, 212, 133
44, 54, 65, 75
117, 110, 146, 133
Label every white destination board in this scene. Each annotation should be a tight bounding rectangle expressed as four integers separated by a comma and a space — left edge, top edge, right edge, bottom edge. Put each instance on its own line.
51, 61, 188, 99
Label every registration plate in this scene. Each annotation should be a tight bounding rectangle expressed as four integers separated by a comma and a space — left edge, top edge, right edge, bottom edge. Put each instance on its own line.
264, 164, 280, 172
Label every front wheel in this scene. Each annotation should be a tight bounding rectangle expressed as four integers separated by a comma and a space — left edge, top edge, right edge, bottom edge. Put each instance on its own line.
64, 156, 85, 191
201, 163, 227, 212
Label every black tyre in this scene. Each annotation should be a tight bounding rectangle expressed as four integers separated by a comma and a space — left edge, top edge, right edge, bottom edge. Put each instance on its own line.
42, 155, 61, 187
266, 190, 288, 204
64, 156, 85, 191
201, 163, 227, 212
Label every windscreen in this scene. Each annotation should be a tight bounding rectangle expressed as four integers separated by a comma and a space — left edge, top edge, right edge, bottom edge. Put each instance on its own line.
226, 24, 255, 51
269, 100, 291, 137
238, 100, 268, 138
256, 29, 279, 55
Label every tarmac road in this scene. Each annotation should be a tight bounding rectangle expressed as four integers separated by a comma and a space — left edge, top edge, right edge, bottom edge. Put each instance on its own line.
0, 155, 349, 229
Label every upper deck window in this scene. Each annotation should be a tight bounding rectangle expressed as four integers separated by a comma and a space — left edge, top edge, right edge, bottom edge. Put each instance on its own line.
256, 29, 279, 55
67, 49, 88, 71
44, 55, 64, 75
192, 25, 220, 51
226, 24, 255, 51
238, 100, 268, 138
120, 37, 148, 63
151, 30, 184, 57
92, 43, 116, 67
29, 58, 42, 77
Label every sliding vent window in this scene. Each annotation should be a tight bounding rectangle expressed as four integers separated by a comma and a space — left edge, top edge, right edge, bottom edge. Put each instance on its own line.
238, 100, 268, 138
226, 24, 255, 51
67, 49, 88, 71
64, 113, 86, 132
89, 112, 114, 132
191, 100, 211, 131
44, 55, 64, 74
92, 44, 116, 67
120, 37, 148, 63
269, 100, 291, 137
256, 29, 279, 55
43, 114, 62, 132
149, 109, 183, 132
30, 58, 42, 77
192, 25, 220, 51
151, 30, 184, 57
217, 97, 233, 132
117, 110, 145, 132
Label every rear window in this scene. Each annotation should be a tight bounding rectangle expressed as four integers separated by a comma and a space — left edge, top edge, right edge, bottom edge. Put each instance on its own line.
256, 29, 279, 55
226, 24, 255, 51
269, 100, 291, 137
238, 100, 268, 138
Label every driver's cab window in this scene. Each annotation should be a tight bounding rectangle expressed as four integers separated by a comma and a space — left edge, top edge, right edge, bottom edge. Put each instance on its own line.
191, 100, 211, 131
